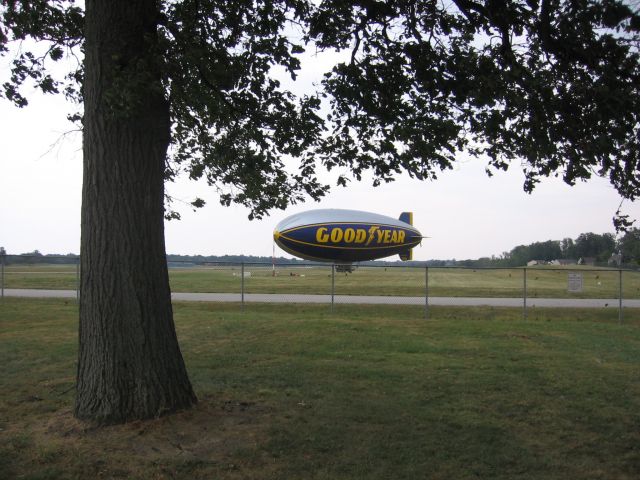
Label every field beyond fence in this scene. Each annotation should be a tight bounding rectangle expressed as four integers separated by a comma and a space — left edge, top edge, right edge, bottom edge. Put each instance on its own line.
2, 256, 640, 308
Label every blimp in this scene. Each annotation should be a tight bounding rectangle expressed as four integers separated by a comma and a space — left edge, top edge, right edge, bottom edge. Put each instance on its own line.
273, 209, 423, 263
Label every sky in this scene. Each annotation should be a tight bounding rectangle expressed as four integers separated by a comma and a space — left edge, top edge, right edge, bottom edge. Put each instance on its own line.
1, 50, 638, 261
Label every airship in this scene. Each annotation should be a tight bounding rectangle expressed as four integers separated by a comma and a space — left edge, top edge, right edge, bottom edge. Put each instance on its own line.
273, 209, 423, 263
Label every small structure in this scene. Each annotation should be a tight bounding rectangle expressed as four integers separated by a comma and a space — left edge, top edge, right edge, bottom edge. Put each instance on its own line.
335, 264, 357, 273
549, 259, 578, 266
232, 271, 252, 278
557, 259, 577, 266
578, 257, 596, 266
608, 254, 622, 267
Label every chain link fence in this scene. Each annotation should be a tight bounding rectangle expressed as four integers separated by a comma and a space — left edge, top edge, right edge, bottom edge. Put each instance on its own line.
2, 254, 639, 321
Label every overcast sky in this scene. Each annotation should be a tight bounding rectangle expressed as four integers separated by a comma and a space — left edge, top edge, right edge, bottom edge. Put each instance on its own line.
1, 48, 638, 261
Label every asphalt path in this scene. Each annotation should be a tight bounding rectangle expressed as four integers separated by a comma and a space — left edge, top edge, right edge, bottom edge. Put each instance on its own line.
3, 288, 640, 308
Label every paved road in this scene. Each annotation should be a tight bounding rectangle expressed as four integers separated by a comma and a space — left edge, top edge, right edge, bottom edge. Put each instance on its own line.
3, 288, 639, 308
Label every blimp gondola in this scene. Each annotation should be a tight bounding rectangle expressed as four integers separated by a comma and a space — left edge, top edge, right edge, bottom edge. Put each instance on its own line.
273, 209, 423, 263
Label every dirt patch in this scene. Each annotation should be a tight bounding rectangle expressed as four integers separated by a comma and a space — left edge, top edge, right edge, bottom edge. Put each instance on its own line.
29, 394, 275, 477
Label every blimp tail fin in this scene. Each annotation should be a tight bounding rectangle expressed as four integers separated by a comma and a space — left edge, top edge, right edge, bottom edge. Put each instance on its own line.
399, 212, 414, 261
399, 249, 413, 261
399, 212, 413, 225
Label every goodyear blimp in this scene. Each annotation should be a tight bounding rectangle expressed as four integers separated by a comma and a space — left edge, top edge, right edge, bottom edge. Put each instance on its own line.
273, 209, 423, 263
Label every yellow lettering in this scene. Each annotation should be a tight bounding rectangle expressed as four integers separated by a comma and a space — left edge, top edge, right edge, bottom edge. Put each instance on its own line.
355, 229, 366, 243
366, 226, 379, 246
376, 230, 384, 243
330, 228, 344, 243
316, 227, 329, 243
391, 230, 398, 243
383, 230, 392, 244
398, 230, 405, 243
344, 228, 356, 243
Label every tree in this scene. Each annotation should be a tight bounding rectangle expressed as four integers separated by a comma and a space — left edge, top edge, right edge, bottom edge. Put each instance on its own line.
2, 0, 639, 424
618, 228, 640, 264
503, 239, 561, 266
529, 240, 562, 262
573, 232, 616, 261
560, 237, 576, 260
309, 0, 640, 199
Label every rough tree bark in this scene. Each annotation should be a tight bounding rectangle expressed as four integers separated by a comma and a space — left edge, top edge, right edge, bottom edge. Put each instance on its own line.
76, 0, 197, 424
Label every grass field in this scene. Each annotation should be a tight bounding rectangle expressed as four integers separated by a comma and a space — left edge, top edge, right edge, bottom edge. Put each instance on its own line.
1, 298, 640, 479
3, 263, 640, 299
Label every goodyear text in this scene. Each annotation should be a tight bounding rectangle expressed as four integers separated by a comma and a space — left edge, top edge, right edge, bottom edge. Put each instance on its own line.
315, 226, 406, 245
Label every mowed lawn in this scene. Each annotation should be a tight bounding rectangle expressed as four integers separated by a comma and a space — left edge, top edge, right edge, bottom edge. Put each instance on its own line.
1, 298, 640, 479
4, 263, 640, 298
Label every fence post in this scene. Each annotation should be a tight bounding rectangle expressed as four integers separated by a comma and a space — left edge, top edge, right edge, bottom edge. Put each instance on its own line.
76, 257, 80, 304
523, 267, 527, 321
425, 266, 429, 320
331, 264, 335, 313
241, 262, 245, 311
619, 269, 623, 324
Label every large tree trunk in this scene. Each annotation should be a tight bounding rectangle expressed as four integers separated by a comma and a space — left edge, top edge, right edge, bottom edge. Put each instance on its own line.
76, 0, 197, 424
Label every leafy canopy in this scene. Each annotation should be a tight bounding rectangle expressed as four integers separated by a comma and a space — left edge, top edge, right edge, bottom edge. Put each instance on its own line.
2, 0, 639, 219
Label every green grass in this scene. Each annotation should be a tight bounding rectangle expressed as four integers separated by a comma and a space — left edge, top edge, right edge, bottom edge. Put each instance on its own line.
1, 298, 640, 479
2, 264, 79, 290
4, 263, 640, 298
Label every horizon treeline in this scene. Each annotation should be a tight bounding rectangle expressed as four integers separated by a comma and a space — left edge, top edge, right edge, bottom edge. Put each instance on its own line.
2, 229, 639, 268
428, 230, 640, 268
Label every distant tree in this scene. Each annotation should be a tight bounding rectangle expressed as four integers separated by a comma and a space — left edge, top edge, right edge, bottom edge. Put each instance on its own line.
426, 260, 448, 267
560, 238, 576, 260
528, 240, 562, 262
618, 229, 640, 264
504, 240, 561, 266
474, 257, 494, 267
574, 232, 616, 261
2, 0, 639, 424
508, 245, 530, 266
